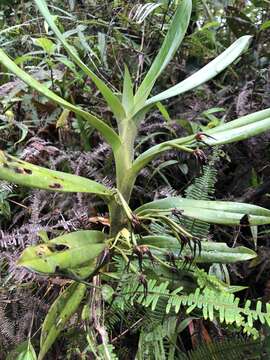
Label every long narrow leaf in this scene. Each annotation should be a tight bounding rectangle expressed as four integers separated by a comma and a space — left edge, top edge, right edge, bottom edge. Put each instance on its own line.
0, 151, 112, 197
135, 197, 270, 226
140, 235, 257, 263
133, 0, 192, 112
122, 64, 134, 114
131, 108, 270, 175
39, 282, 86, 360
34, 0, 126, 122
145, 35, 252, 107
202, 117, 270, 146
0, 49, 121, 151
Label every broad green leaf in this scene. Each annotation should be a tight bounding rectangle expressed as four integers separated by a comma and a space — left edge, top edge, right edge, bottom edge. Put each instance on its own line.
38, 281, 86, 360
135, 197, 270, 226
34, 0, 126, 122
140, 235, 257, 263
145, 35, 252, 107
69, 263, 96, 279
16, 341, 37, 360
122, 64, 134, 114
0, 49, 121, 152
0, 151, 111, 197
17, 230, 106, 274
131, 107, 270, 175
133, 0, 192, 113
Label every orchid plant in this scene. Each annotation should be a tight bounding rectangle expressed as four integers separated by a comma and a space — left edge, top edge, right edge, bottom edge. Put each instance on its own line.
1, 0, 270, 358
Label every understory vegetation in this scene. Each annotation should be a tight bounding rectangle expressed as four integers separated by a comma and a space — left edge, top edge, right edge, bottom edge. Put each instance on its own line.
0, 0, 270, 359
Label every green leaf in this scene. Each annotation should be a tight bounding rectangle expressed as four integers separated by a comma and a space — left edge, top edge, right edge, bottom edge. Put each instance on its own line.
140, 235, 257, 263
133, 0, 192, 113
145, 35, 252, 107
34, 0, 126, 122
135, 197, 270, 226
260, 19, 270, 31
33, 37, 56, 55
200, 110, 270, 146
122, 64, 134, 114
16, 341, 37, 360
14, 123, 28, 145
17, 230, 106, 274
0, 49, 121, 152
202, 120, 270, 146
131, 107, 270, 175
156, 102, 171, 122
0, 151, 111, 197
209, 107, 270, 134
38, 281, 86, 360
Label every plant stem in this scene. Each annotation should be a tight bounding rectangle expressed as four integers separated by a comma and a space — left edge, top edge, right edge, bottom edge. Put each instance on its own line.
109, 119, 137, 236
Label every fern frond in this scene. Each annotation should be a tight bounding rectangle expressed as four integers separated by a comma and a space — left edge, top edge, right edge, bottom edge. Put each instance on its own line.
116, 276, 270, 338
136, 323, 168, 360
194, 268, 246, 294
182, 147, 220, 238
178, 337, 263, 360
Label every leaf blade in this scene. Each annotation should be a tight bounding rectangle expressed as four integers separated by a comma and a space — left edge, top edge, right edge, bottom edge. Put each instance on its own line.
122, 64, 134, 114
135, 197, 270, 226
0, 48, 121, 151
34, 0, 126, 122
0, 151, 111, 196
17, 230, 106, 274
133, 0, 192, 112
131, 107, 270, 175
38, 281, 86, 360
145, 35, 252, 107
140, 235, 257, 263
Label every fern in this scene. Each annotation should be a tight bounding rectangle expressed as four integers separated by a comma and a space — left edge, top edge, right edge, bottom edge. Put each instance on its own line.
86, 328, 119, 360
178, 338, 263, 360
116, 277, 270, 339
0, 180, 13, 220
193, 268, 246, 294
136, 324, 167, 360
97, 343, 119, 360
182, 147, 220, 238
